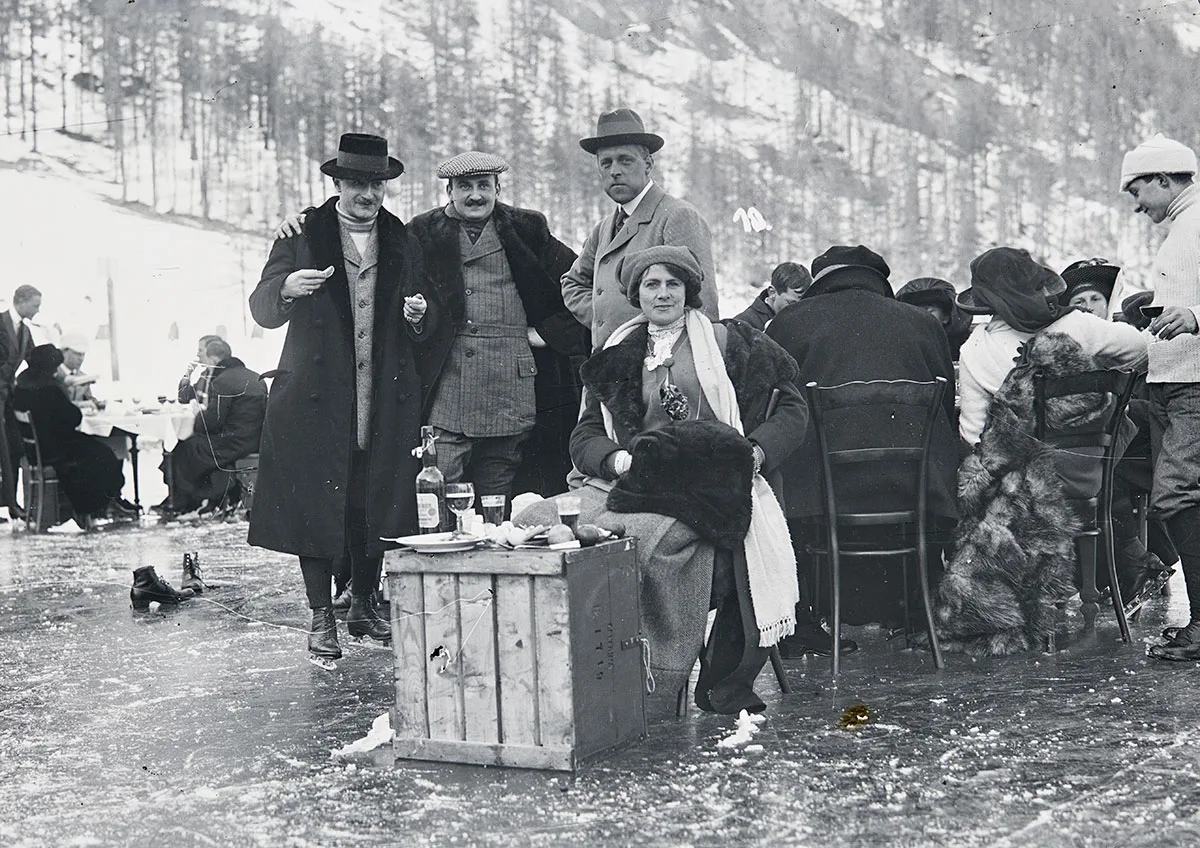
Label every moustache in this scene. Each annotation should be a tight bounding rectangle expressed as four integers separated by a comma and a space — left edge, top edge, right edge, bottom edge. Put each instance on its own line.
464, 198, 489, 206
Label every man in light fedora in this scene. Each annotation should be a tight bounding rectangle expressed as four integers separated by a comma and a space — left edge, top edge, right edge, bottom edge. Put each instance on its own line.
1117, 134, 1200, 660
249, 132, 435, 667
562, 108, 718, 349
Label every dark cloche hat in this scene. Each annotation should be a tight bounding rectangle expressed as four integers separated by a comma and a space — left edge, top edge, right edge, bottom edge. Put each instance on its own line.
1059, 257, 1119, 306
580, 108, 665, 155
320, 133, 404, 181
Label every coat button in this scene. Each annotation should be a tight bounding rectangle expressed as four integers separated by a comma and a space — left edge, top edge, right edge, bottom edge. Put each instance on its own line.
358, 362, 366, 370
359, 299, 367, 307
465, 288, 473, 296
358, 330, 366, 339
465, 350, 474, 358
470, 326, 479, 335
310, 392, 320, 402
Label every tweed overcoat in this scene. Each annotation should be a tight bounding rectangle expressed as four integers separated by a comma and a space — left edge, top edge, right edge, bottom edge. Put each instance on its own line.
766, 272, 959, 522
561, 182, 718, 349
409, 203, 591, 495
247, 197, 433, 558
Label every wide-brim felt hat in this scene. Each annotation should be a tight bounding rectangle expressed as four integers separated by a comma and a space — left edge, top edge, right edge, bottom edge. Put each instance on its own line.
957, 247, 1066, 314
580, 108, 665, 155
320, 133, 404, 181
1059, 259, 1119, 306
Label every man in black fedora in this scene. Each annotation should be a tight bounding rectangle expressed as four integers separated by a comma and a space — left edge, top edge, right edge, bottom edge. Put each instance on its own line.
249, 132, 435, 667
766, 245, 958, 656
561, 108, 718, 349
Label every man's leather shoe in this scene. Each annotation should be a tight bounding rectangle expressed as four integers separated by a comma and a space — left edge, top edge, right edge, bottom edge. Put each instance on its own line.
346, 594, 391, 643
777, 621, 859, 658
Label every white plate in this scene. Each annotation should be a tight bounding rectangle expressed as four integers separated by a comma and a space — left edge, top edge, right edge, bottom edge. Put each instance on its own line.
383, 532, 484, 553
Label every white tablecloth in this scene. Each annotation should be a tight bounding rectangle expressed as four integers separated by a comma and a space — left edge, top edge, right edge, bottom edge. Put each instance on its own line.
78, 405, 197, 452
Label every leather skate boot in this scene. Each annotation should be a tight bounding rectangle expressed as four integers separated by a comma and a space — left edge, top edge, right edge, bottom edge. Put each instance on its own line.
181, 552, 208, 595
307, 607, 342, 660
346, 593, 391, 643
130, 566, 195, 610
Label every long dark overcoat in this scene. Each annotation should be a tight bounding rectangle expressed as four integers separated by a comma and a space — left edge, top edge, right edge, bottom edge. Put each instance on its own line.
408, 202, 590, 496
766, 271, 959, 523
248, 197, 433, 558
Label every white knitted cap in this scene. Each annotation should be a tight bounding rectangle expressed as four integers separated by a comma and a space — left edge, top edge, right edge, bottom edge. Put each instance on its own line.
1120, 133, 1197, 192
59, 332, 89, 354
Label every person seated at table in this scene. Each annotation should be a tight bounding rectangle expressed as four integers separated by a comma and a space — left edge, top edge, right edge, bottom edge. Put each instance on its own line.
11, 344, 137, 526
177, 334, 221, 408
733, 261, 811, 331
59, 332, 98, 407
895, 276, 975, 360
568, 245, 807, 715
157, 338, 266, 517
938, 249, 1151, 655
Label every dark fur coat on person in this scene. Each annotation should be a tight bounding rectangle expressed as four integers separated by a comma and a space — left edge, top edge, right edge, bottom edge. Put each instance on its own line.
935, 332, 1116, 656
608, 419, 755, 549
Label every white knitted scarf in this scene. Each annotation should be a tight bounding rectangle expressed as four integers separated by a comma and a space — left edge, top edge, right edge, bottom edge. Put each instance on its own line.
603, 310, 799, 647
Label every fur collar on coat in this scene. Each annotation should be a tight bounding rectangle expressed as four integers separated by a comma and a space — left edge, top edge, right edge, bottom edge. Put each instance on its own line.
579, 318, 799, 442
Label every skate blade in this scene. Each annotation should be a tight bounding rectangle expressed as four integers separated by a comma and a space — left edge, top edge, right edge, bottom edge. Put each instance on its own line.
348, 635, 392, 650
307, 654, 338, 671
1124, 569, 1175, 618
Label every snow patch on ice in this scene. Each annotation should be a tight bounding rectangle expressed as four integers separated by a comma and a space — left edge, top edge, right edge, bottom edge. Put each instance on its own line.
716, 709, 766, 749
331, 712, 392, 758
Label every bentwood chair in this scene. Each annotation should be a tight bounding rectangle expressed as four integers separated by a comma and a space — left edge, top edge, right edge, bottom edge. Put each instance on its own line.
804, 378, 949, 675
13, 409, 72, 533
1033, 368, 1138, 645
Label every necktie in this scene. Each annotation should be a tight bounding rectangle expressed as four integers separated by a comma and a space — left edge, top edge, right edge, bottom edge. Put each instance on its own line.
613, 207, 628, 237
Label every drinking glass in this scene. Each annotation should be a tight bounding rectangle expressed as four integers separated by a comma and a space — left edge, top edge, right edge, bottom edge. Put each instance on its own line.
480, 494, 506, 525
445, 483, 476, 534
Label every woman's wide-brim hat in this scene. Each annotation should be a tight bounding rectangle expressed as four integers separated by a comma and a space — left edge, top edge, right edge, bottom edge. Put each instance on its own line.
1059, 258, 1119, 306
580, 109, 665, 155
957, 247, 1066, 314
320, 133, 404, 181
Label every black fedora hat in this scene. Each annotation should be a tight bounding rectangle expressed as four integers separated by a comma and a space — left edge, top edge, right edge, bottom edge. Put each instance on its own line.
580, 108, 665, 155
320, 133, 404, 181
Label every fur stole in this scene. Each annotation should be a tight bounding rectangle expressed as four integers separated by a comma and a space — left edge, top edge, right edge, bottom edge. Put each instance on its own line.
579, 319, 799, 442
936, 331, 1113, 657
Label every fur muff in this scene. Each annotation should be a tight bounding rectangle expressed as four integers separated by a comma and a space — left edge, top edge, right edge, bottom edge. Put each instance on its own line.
606, 419, 754, 549
936, 331, 1113, 656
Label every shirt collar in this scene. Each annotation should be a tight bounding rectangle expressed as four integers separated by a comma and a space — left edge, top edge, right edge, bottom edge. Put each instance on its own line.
620, 180, 655, 217
7, 307, 22, 329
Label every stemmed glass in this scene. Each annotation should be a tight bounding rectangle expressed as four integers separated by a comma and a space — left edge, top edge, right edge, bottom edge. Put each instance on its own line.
444, 483, 476, 535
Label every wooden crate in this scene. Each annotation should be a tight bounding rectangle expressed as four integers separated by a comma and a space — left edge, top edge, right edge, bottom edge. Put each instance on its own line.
384, 538, 645, 771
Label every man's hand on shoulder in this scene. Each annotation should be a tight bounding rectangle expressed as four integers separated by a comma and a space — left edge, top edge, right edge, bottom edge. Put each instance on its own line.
275, 211, 309, 240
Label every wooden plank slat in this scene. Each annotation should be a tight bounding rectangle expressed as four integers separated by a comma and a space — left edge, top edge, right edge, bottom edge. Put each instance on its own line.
533, 575, 574, 750
423, 572, 464, 741
385, 547, 564, 576
457, 574, 499, 743
389, 574, 428, 741
393, 738, 574, 772
494, 574, 538, 746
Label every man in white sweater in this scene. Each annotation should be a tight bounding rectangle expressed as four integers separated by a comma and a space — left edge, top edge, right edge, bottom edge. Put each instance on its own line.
1120, 134, 1200, 659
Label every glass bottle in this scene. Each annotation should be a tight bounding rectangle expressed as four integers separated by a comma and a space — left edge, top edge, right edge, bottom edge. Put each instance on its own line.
414, 426, 447, 534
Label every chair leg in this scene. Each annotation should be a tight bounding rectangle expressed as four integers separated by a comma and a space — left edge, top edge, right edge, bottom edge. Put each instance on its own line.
1077, 533, 1100, 631
900, 554, 912, 647
1101, 513, 1131, 643
830, 540, 842, 677
676, 681, 688, 718
917, 531, 943, 670
769, 645, 790, 694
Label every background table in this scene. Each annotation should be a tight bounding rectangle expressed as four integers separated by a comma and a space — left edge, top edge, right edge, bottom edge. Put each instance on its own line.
78, 404, 197, 506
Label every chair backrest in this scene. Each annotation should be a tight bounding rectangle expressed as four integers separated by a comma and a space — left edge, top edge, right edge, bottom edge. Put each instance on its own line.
1032, 368, 1138, 510
804, 377, 948, 527
11, 408, 42, 469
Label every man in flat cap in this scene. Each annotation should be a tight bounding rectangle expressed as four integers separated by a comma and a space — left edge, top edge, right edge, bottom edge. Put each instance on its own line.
1119, 134, 1200, 660
562, 108, 718, 349
408, 151, 589, 501
250, 132, 434, 667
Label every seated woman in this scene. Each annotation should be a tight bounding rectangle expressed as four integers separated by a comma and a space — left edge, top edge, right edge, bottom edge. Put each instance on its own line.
937, 249, 1148, 655
12, 345, 135, 527
569, 245, 807, 715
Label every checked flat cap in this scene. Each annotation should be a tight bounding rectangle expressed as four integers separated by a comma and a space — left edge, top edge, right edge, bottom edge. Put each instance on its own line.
436, 151, 510, 180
